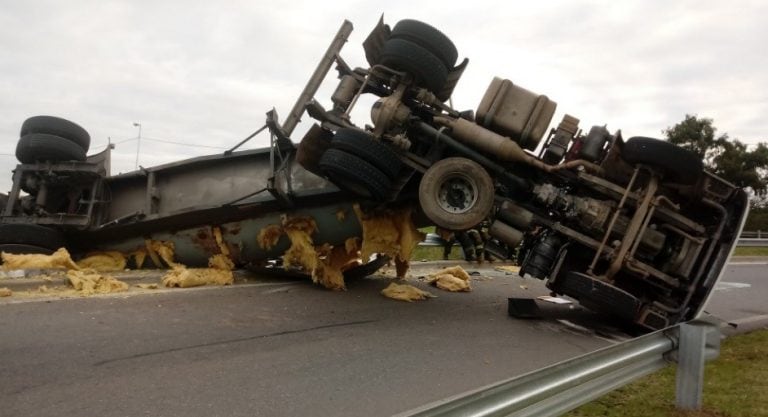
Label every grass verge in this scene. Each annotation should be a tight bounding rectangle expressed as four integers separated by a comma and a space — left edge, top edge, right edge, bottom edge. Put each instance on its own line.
733, 246, 768, 256
567, 329, 768, 417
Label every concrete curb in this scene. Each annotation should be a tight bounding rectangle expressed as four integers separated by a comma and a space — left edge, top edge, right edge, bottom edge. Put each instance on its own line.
721, 314, 768, 336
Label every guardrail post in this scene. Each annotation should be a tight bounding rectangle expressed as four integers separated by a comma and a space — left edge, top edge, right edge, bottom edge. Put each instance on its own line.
675, 323, 709, 410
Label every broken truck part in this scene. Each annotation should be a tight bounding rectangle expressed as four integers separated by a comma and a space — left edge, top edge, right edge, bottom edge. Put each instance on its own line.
0, 18, 747, 330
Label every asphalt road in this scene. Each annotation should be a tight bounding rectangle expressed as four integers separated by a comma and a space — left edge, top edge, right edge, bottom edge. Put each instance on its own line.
704, 261, 768, 324
0, 262, 764, 417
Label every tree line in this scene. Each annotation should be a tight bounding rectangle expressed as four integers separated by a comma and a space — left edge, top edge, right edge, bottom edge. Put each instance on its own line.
663, 114, 767, 230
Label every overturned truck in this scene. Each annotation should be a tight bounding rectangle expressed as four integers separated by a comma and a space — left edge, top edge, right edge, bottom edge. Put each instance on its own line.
0, 18, 748, 329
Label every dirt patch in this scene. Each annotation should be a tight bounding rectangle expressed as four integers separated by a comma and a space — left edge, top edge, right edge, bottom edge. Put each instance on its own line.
381, 282, 435, 302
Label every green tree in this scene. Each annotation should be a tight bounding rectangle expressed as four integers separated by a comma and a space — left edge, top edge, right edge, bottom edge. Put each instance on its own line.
664, 114, 768, 198
664, 114, 722, 161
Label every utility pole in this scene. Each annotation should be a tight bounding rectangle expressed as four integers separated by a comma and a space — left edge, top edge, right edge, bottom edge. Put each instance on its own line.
133, 122, 142, 169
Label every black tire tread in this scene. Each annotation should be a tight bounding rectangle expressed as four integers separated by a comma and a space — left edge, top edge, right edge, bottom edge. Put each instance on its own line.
343, 255, 390, 280
390, 19, 458, 68
20, 115, 90, 151
622, 137, 703, 185
556, 272, 641, 321
16, 133, 87, 164
331, 129, 402, 179
0, 224, 66, 249
0, 244, 55, 256
319, 149, 392, 201
379, 38, 448, 93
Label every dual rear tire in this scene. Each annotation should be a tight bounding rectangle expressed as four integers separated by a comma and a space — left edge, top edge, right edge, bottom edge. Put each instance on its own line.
377, 19, 458, 93
16, 116, 90, 164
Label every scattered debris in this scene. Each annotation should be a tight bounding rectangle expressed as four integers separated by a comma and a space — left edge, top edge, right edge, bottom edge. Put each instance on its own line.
162, 267, 233, 288
162, 254, 235, 288
0, 287, 11, 297
136, 283, 159, 290
354, 204, 425, 278
494, 265, 521, 274
537, 295, 572, 304
208, 253, 234, 271
145, 240, 179, 268
381, 282, 435, 302
426, 265, 472, 292
76, 251, 127, 271
1, 248, 79, 270
66, 269, 129, 295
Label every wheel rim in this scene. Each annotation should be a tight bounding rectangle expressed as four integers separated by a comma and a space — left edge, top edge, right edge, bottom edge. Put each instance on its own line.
437, 173, 478, 214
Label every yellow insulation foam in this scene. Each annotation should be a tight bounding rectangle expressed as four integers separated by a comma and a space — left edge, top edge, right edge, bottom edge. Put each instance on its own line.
162, 254, 234, 288
145, 240, 178, 268
381, 282, 435, 302
353, 204, 425, 278
1, 248, 79, 270
427, 265, 472, 292
162, 267, 233, 288
76, 251, 127, 271
212, 226, 231, 256
0, 288, 12, 297
257, 224, 284, 250
67, 269, 129, 295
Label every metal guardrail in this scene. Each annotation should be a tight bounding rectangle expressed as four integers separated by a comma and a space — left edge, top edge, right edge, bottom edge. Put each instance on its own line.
398, 321, 720, 417
424, 233, 768, 248
737, 238, 768, 247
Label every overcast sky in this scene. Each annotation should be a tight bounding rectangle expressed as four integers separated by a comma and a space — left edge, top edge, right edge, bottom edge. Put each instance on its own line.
1, 0, 766, 193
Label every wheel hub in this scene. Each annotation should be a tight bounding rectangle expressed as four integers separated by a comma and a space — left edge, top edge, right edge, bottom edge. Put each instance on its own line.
438, 175, 477, 214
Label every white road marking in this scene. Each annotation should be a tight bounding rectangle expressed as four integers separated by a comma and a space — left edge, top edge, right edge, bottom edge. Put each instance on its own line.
714, 282, 752, 292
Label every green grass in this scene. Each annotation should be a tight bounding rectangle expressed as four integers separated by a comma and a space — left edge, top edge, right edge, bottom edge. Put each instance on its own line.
410, 245, 464, 261
733, 246, 768, 256
567, 329, 768, 417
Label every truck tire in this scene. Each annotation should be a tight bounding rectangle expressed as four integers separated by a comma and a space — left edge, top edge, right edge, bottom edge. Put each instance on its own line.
554, 271, 641, 321
0, 244, 55, 256
0, 224, 66, 250
390, 19, 458, 68
418, 157, 495, 231
319, 149, 392, 201
379, 38, 448, 93
16, 133, 87, 164
20, 115, 91, 151
520, 234, 561, 279
621, 137, 703, 185
297, 124, 334, 176
343, 255, 390, 280
330, 129, 402, 179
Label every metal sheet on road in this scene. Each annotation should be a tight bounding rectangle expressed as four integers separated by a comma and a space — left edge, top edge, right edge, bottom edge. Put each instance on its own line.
1, 269, 613, 417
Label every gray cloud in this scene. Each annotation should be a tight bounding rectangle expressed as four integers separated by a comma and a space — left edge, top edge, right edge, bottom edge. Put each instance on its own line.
1, 0, 766, 192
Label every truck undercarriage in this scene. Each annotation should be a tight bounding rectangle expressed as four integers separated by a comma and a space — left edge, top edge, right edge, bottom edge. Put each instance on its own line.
0, 18, 748, 330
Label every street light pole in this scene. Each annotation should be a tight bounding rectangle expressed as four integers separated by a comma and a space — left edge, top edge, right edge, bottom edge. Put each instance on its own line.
133, 122, 142, 169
